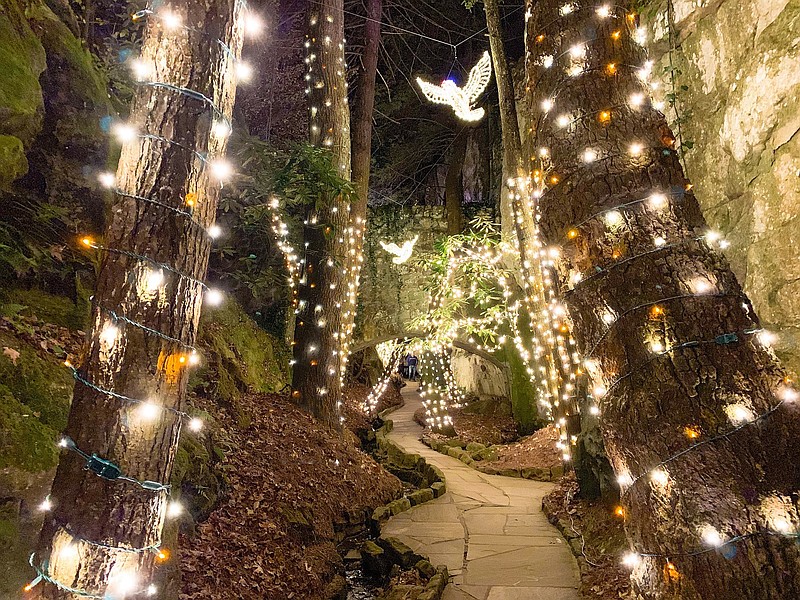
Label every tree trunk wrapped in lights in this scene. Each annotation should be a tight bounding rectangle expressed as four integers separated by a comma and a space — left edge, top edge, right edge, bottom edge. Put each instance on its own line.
32, 1, 244, 597
525, 1, 800, 598
342, 0, 382, 384
290, 0, 352, 428
484, 0, 582, 461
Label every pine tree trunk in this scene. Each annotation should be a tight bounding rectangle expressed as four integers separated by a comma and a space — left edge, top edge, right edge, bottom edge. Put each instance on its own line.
290, 0, 352, 428
33, 1, 243, 597
445, 129, 467, 235
525, 1, 800, 597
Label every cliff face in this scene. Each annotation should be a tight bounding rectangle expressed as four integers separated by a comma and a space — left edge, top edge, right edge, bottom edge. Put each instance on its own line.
642, 0, 800, 373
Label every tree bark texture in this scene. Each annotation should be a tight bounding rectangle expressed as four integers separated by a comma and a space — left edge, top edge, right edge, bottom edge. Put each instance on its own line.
525, 1, 800, 598
445, 129, 467, 235
342, 0, 381, 370
34, 1, 243, 597
290, 0, 352, 428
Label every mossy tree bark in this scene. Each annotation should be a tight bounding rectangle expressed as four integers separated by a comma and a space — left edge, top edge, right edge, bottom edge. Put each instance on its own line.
290, 0, 352, 428
525, 1, 800, 598
34, 1, 243, 597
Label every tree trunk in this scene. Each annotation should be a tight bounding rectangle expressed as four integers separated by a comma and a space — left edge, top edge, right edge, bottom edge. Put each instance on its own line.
445, 129, 467, 235
33, 1, 243, 597
343, 0, 381, 366
290, 0, 352, 428
525, 1, 800, 598
484, 0, 582, 460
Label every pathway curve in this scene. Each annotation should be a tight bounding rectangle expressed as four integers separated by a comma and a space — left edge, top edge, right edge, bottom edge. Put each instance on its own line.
382, 383, 581, 600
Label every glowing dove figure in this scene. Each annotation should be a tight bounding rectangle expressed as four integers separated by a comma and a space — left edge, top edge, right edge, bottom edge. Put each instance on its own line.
380, 236, 419, 265
416, 51, 492, 122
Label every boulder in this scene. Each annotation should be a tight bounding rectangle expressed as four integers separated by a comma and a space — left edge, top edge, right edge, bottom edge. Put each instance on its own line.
407, 488, 434, 506
387, 498, 411, 515
362, 540, 390, 579
378, 536, 423, 568
414, 559, 436, 579
430, 482, 446, 498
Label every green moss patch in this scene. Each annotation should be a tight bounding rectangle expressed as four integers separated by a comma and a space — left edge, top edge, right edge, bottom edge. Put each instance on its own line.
192, 301, 290, 404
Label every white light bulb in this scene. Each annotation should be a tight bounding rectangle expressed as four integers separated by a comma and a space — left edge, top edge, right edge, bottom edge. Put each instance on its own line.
629, 93, 645, 108
112, 123, 137, 144
604, 210, 623, 226
99, 322, 120, 346
569, 44, 584, 58
700, 525, 724, 547
560, 3, 574, 15
161, 11, 182, 30
648, 193, 667, 209
779, 386, 799, 402
629, 142, 644, 156
130, 59, 152, 81
60, 543, 78, 559
556, 114, 571, 128
98, 171, 116, 188
689, 277, 714, 295
167, 501, 183, 518
205, 288, 223, 306
725, 403, 755, 425
210, 159, 233, 181
139, 401, 160, 420
582, 148, 597, 163
589, 405, 600, 416
593, 384, 608, 398
211, 120, 231, 139
622, 552, 641, 568
758, 330, 777, 347
188, 352, 201, 366
147, 585, 158, 597
649, 468, 668, 485
39, 496, 52, 511
541, 98, 553, 112
245, 14, 265, 37
773, 518, 792, 533
188, 417, 203, 432
596, 5, 611, 17
146, 269, 164, 291
654, 236, 666, 247
208, 224, 222, 239
236, 62, 254, 82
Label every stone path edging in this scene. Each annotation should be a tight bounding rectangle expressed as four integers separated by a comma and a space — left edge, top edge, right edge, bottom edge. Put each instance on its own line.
423, 437, 565, 483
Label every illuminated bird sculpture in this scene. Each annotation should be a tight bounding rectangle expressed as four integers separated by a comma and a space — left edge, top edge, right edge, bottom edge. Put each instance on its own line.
380, 236, 419, 265
416, 51, 492, 122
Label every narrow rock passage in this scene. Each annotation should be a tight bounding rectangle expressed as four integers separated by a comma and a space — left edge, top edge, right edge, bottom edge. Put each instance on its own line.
382, 383, 581, 600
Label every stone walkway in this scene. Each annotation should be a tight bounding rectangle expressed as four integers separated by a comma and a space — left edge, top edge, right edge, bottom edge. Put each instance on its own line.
382, 383, 581, 600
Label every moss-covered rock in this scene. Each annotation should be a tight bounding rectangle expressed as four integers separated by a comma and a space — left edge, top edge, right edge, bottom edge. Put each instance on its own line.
193, 301, 289, 404
0, 0, 46, 145
0, 135, 28, 188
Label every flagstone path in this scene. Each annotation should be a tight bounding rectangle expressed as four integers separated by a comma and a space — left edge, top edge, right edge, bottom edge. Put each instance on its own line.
382, 383, 581, 600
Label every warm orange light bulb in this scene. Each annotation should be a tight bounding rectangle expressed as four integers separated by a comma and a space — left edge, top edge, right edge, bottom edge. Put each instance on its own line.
611, 30, 621, 40
606, 63, 617, 75
185, 192, 198, 207
536, 34, 545, 43
665, 561, 680, 581
81, 237, 94, 247
650, 305, 665, 318
599, 110, 611, 123
614, 505, 625, 518
567, 229, 579, 239
157, 548, 171, 562
550, 175, 559, 185
684, 426, 701, 440
23, 583, 35, 592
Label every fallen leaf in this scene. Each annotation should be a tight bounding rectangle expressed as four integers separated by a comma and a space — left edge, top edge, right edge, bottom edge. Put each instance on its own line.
3, 346, 20, 364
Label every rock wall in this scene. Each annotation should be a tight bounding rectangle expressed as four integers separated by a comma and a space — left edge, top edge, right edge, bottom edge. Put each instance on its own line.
357, 205, 449, 342
641, 0, 800, 374
450, 348, 509, 401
